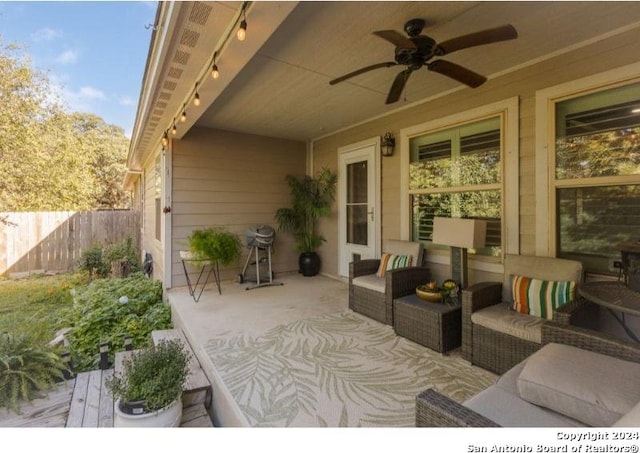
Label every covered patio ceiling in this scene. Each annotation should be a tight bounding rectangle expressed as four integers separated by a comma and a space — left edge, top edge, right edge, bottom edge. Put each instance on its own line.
127, 1, 640, 172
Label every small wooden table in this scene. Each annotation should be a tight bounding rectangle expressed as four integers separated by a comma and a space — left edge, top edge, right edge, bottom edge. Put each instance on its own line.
579, 281, 640, 343
393, 293, 461, 354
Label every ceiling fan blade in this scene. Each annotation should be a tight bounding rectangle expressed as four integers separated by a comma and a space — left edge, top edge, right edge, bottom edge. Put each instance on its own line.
427, 60, 487, 88
435, 24, 518, 55
386, 69, 414, 104
373, 30, 417, 50
329, 62, 397, 85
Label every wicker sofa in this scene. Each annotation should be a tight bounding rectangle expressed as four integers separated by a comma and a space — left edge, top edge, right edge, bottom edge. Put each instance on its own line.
416, 321, 640, 427
349, 239, 429, 325
461, 254, 585, 374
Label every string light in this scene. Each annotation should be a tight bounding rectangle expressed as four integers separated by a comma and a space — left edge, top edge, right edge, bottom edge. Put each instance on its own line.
237, 4, 247, 41
193, 83, 201, 107
237, 19, 247, 41
211, 52, 219, 79
159, 2, 250, 148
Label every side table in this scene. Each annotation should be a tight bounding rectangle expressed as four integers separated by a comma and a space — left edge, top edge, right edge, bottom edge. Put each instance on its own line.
393, 293, 461, 354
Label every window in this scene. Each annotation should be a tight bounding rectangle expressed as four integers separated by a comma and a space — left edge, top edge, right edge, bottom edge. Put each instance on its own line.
408, 116, 502, 256
155, 154, 162, 241
554, 82, 640, 274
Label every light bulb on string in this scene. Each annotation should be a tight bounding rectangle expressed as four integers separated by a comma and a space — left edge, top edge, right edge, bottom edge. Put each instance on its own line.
171, 122, 177, 136
237, 19, 247, 41
161, 131, 169, 147
211, 52, 219, 79
180, 105, 187, 123
193, 83, 201, 107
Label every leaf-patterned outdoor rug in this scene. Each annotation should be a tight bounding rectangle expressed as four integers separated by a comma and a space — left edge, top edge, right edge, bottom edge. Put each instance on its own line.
204, 310, 496, 427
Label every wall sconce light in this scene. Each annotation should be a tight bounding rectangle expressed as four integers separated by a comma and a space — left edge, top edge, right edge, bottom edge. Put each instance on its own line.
381, 132, 395, 157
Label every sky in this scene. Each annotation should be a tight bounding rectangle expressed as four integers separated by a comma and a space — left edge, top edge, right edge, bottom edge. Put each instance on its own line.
0, 1, 158, 137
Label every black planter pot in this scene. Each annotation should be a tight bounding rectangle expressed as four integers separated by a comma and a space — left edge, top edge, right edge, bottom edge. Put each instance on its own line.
299, 252, 321, 277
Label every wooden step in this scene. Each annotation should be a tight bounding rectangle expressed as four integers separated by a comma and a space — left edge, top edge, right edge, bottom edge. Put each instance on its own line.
151, 329, 211, 395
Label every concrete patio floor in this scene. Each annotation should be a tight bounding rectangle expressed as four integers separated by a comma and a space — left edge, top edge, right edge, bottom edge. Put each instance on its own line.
166, 272, 350, 426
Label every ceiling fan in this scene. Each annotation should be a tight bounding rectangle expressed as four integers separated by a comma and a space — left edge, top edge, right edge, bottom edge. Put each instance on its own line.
329, 19, 518, 104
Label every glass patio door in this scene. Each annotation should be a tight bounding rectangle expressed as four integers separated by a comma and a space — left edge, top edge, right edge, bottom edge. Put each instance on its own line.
338, 142, 379, 277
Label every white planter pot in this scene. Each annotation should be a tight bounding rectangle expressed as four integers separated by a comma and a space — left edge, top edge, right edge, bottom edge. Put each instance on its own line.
114, 398, 182, 428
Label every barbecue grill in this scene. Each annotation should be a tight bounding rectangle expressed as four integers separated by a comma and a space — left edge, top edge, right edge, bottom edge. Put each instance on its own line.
238, 225, 283, 290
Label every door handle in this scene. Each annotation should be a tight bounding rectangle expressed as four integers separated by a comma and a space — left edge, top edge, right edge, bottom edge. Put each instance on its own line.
368, 207, 374, 222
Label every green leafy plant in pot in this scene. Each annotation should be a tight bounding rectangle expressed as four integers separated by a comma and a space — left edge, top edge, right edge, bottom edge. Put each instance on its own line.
186, 226, 242, 266
106, 339, 190, 427
275, 167, 337, 277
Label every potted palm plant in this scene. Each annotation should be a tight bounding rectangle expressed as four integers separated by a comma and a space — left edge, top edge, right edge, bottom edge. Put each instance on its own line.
107, 339, 190, 427
275, 167, 337, 277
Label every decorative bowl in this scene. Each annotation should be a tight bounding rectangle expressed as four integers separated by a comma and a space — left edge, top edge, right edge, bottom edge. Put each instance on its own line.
416, 285, 443, 302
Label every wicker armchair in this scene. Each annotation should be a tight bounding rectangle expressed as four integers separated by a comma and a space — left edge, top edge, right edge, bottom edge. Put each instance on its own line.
461, 254, 586, 374
416, 321, 640, 427
349, 239, 430, 325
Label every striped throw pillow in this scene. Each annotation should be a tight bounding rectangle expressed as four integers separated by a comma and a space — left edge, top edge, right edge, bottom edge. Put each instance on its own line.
376, 253, 412, 278
511, 275, 576, 320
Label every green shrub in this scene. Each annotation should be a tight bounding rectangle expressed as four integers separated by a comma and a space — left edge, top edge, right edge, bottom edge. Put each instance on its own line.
0, 332, 69, 414
60, 274, 171, 371
78, 244, 109, 278
78, 237, 141, 278
104, 236, 141, 273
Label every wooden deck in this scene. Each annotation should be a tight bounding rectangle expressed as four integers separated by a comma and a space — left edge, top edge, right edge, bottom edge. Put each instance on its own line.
0, 329, 214, 428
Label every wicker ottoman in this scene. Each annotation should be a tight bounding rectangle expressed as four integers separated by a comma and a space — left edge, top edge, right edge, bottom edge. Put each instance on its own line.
393, 294, 462, 354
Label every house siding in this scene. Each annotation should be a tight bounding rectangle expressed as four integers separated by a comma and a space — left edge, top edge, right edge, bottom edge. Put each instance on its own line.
140, 150, 164, 282
312, 25, 640, 284
170, 127, 306, 287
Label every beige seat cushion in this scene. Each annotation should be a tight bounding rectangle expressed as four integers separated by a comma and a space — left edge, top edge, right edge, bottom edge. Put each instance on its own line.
517, 343, 640, 427
471, 304, 544, 343
352, 274, 385, 293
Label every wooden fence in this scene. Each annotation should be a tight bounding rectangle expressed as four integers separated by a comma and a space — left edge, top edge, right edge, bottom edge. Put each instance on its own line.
0, 211, 140, 277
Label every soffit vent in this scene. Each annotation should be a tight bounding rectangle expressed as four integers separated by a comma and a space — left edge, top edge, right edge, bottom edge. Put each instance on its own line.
153, 108, 164, 116
156, 101, 168, 109
167, 67, 184, 79
180, 28, 200, 48
158, 92, 172, 101
163, 80, 177, 91
189, 2, 213, 26
151, 115, 161, 122
173, 50, 190, 66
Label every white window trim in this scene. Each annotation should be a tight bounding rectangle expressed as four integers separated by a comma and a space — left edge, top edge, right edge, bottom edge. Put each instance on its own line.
400, 97, 519, 273
535, 61, 640, 256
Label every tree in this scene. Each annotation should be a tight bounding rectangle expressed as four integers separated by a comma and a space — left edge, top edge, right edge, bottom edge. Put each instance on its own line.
0, 40, 131, 212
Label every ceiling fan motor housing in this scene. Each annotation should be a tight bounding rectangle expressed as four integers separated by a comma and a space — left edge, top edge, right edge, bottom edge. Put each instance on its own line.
395, 35, 436, 68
